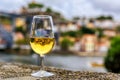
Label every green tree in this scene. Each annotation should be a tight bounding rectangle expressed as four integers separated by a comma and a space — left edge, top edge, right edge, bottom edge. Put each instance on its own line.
15, 26, 26, 35
61, 38, 73, 50
45, 7, 52, 13
61, 27, 95, 37
115, 26, 120, 34
79, 26, 95, 35
107, 16, 113, 20
61, 31, 77, 37
73, 16, 80, 21
104, 36, 120, 73
54, 12, 61, 16
28, 3, 44, 8
96, 15, 113, 21
0, 16, 11, 24
96, 28, 104, 38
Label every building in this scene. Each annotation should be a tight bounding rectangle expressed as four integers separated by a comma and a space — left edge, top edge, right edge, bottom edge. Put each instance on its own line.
94, 20, 115, 29
98, 37, 110, 52
103, 29, 116, 37
80, 34, 97, 52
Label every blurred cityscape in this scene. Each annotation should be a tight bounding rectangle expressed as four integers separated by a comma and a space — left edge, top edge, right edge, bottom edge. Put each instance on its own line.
0, 0, 120, 72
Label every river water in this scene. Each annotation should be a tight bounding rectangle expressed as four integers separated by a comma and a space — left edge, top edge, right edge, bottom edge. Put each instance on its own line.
0, 52, 107, 72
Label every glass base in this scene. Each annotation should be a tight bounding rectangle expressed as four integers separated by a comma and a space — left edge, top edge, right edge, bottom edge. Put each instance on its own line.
31, 70, 54, 77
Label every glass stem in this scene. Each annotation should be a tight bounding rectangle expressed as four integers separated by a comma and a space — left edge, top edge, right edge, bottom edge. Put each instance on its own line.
40, 55, 44, 70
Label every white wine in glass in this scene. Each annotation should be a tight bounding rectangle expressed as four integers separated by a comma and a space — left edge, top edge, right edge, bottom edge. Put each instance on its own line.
30, 15, 55, 77
30, 37, 55, 55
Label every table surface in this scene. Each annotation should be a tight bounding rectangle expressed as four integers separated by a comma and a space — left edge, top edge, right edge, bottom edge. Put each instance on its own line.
0, 62, 119, 80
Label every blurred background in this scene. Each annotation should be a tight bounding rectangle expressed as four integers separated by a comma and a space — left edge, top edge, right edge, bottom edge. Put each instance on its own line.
0, 0, 120, 73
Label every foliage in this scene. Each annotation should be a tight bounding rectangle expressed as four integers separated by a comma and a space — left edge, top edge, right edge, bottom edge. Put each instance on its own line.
104, 36, 120, 73
28, 3, 44, 8
60, 38, 74, 50
27, 2, 65, 23
0, 16, 11, 24
79, 26, 95, 35
61, 31, 77, 37
15, 39, 29, 45
46, 7, 52, 13
54, 12, 61, 17
15, 26, 26, 35
95, 28, 104, 38
73, 16, 80, 21
59, 18, 67, 22
53, 12, 62, 19
96, 15, 113, 21
45, 8, 65, 22
61, 27, 95, 37
115, 26, 120, 34
0, 16, 11, 20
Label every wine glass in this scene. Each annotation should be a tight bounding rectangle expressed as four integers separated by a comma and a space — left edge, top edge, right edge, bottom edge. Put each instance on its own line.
30, 15, 55, 77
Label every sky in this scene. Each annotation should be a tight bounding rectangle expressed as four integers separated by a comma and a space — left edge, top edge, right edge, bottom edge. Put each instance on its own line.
0, 0, 120, 20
